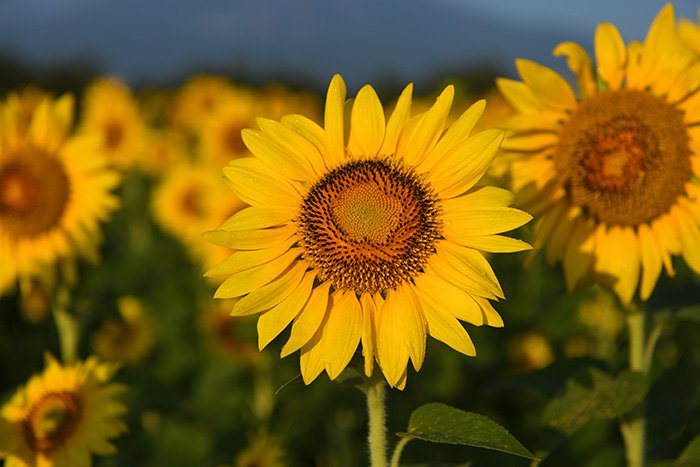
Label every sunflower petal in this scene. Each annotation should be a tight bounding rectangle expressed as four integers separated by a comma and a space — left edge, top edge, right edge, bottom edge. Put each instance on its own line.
379, 84, 413, 157
257, 271, 315, 350
515, 59, 576, 110
348, 85, 385, 158
595, 23, 627, 90
324, 74, 347, 164
554, 41, 596, 97
281, 281, 331, 357
322, 290, 363, 379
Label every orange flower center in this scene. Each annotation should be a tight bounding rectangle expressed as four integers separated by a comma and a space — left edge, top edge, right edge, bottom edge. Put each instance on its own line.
556, 90, 691, 225
0, 150, 70, 238
22, 391, 82, 454
104, 120, 124, 151
298, 159, 441, 294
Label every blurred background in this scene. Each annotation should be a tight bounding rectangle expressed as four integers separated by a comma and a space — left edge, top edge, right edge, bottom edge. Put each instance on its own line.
1, 1, 700, 467
0, 0, 697, 93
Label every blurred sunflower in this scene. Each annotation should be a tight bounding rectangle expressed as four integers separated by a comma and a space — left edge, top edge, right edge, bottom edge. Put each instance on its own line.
170, 74, 237, 133
138, 128, 188, 177
233, 431, 286, 467
679, 9, 700, 54
151, 161, 244, 270
198, 88, 259, 167
92, 296, 156, 365
198, 298, 259, 362
206, 74, 531, 388
0, 355, 127, 467
497, 4, 700, 304
79, 77, 146, 169
0, 94, 120, 295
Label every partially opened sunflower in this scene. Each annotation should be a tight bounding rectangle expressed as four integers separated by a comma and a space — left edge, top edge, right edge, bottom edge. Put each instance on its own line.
497, 4, 700, 304
206, 75, 531, 388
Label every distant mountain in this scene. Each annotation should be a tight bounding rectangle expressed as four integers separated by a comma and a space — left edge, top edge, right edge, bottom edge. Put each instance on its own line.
0, 0, 585, 91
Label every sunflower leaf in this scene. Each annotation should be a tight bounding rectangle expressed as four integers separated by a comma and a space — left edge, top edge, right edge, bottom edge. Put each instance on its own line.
397, 403, 537, 460
677, 435, 700, 467
543, 368, 649, 435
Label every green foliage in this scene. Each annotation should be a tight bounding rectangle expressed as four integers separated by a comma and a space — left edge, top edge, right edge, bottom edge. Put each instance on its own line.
543, 369, 649, 435
398, 402, 537, 460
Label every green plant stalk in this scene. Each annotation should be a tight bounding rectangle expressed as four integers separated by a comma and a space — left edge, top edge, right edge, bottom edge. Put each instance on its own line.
621, 300, 646, 467
364, 374, 388, 467
52, 284, 79, 364
390, 437, 410, 467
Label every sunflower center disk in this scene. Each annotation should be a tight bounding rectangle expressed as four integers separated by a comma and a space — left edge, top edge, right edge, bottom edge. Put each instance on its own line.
22, 391, 82, 454
555, 90, 691, 226
298, 159, 441, 294
0, 151, 70, 239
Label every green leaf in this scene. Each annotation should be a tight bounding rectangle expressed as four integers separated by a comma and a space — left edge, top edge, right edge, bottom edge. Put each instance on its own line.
676, 435, 700, 467
397, 402, 537, 460
543, 369, 649, 435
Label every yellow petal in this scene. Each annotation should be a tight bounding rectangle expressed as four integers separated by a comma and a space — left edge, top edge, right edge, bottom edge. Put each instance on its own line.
204, 237, 296, 277
595, 23, 627, 90
241, 129, 315, 181
428, 129, 505, 199
595, 226, 640, 305
420, 295, 476, 356
203, 224, 296, 250
231, 260, 307, 315
428, 243, 503, 300
217, 206, 293, 231
322, 290, 363, 379
544, 205, 579, 265
443, 206, 532, 238
460, 235, 532, 253
360, 293, 378, 377
324, 74, 347, 165
414, 269, 485, 325
418, 100, 486, 173
515, 59, 576, 110
281, 281, 331, 357
214, 249, 299, 300
553, 41, 596, 97
257, 271, 315, 350
223, 158, 300, 208
348, 85, 385, 158
299, 328, 325, 384
281, 114, 331, 169
562, 217, 595, 291
256, 117, 325, 179
674, 205, 700, 274
638, 224, 663, 300
496, 78, 541, 113
379, 83, 413, 157
473, 297, 504, 327
396, 85, 454, 167
376, 288, 410, 388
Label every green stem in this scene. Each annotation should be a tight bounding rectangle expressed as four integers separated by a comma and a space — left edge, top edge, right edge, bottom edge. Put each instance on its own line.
389, 437, 411, 467
52, 284, 79, 364
621, 300, 647, 467
364, 374, 388, 467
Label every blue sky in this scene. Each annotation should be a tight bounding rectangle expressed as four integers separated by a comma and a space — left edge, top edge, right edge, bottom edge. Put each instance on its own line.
0, 0, 697, 90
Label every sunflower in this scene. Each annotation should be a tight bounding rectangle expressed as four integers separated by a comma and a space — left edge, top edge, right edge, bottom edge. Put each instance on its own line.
169, 74, 237, 133
0, 93, 120, 295
0, 355, 127, 467
151, 161, 244, 271
78, 77, 146, 169
91, 296, 156, 365
497, 4, 700, 304
205, 75, 531, 388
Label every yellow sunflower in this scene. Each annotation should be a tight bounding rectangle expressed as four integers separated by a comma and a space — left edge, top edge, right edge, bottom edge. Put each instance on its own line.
0, 94, 120, 295
91, 296, 156, 365
151, 161, 244, 271
679, 9, 700, 54
205, 74, 531, 389
497, 4, 700, 304
79, 77, 146, 169
0, 355, 127, 467
170, 74, 237, 133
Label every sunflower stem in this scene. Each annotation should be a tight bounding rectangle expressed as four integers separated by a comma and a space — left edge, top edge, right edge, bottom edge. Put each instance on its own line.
364, 373, 388, 467
621, 299, 647, 467
389, 437, 411, 467
52, 284, 79, 364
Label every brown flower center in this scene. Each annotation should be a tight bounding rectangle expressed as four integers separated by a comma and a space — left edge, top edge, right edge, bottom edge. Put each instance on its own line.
0, 149, 70, 239
222, 123, 247, 155
298, 159, 441, 294
22, 391, 82, 454
555, 90, 691, 226
104, 121, 124, 151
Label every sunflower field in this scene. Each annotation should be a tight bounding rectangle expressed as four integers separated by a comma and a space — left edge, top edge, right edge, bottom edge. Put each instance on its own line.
1, 3, 700, 467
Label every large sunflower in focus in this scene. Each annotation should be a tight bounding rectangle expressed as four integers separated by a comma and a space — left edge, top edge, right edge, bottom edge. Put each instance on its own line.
0, 94, 120, 295
0, 355, 127, 467
206, 75, 531, 388
497, 4, 700, 304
